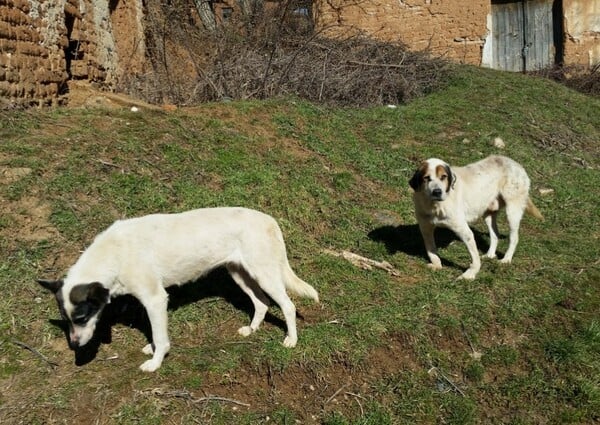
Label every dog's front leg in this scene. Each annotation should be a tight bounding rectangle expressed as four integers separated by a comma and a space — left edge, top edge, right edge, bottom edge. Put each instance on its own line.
455, 225, 480, 280
139, 289, 171, 372
418, 220, 442, 270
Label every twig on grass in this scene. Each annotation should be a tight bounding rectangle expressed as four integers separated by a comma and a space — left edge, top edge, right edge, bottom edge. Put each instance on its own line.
324, 383, 349, 405
192, 396, 250, 407
97, 159, 121, 169
142, 388, 250, 407
428, 366, 466, 397
346, 392, 366, 416
11, 339, 58, 368
461, 321, 482, 360
323, 249, 402, 276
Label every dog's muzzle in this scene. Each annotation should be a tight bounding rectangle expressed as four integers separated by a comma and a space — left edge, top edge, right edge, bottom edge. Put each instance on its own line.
69, 335, 82, 349
431, 188, 443, 200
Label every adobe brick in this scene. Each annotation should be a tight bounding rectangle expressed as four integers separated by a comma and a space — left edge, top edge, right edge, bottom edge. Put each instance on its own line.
0, 6, 30, 25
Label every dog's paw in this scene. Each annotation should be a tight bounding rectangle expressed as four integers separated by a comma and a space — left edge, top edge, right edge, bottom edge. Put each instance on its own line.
283, 336, 297, 348
484, 252, 497, 259
458, 269, 477, 280
139, 358, 161, 372
237, 326, 253, 337
142, 344, 154, 355
499, 257, 512, 264
427, 263, 443, 271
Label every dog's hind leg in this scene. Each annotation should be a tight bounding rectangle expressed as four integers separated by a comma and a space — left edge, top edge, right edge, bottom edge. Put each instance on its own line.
226, 265, 270, 338
483, 212, 500, 259
138, 286, 171, 372
251, 268, 298, 348
501, 203, 524, 264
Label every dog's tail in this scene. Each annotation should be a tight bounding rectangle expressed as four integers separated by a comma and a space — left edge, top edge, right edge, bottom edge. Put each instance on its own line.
526, 198, 544, 220
284, 265, 319, 303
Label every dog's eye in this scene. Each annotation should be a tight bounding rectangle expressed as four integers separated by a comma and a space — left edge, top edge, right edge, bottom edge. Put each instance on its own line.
424, 176, 432, 182
72, 315, 89, 325
71, 301, 99, 326
440, 174, 447, 181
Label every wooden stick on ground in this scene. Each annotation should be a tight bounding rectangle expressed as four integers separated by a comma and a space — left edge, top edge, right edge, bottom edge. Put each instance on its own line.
11, 339, 58, 368
324, 249, 402, 277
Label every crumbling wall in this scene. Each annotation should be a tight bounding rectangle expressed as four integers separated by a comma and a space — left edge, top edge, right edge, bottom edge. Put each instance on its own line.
0, 0, 65, 106
313, 0, 490, 65
313, 0, 600, 69
2, 0, 598, 107
563, 0, 600, 67
0, 0, 143, 107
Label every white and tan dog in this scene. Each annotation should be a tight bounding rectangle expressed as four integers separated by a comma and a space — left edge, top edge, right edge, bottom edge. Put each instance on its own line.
38, 207, 318, 372
409, 155, 543, 280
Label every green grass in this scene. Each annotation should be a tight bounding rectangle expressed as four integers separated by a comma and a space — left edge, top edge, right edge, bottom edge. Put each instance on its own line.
0, 65, 599, 424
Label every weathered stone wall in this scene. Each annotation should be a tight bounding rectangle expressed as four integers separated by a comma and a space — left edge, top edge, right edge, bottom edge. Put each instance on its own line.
0, 0, 143, 107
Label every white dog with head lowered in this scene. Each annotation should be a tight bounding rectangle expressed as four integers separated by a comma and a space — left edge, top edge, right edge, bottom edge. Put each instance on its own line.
38, 207, 319, 372
409, 155, 543, 280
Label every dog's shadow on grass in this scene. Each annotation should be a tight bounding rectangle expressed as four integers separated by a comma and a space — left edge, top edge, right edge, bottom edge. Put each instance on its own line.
51, 268, 287, 367
368, 224, 492, 269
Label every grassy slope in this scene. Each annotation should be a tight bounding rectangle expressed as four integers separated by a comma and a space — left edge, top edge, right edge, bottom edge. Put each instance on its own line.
0, 66, 599, 424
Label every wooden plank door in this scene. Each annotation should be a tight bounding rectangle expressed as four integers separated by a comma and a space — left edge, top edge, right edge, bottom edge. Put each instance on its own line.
524, 0, 555, 70
492, 1, 525, 71
491, 0, 555, 72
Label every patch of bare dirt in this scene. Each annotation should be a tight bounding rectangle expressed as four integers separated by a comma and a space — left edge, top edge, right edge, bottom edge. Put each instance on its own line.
0, 166, 31, 184
0, 162, 60, 248
65, 81, 169, 111
1, 196, 60, 243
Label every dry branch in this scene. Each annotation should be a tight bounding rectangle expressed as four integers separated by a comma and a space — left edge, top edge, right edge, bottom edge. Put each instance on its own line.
11, 339, 58, 368
324, 249, 402, 276
428, 366, 466, 397
141, 388, 250, 407
324, 383, 350, 405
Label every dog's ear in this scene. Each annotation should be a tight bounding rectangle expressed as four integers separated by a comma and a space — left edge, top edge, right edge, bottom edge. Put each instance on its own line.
88, 282, 110, 306
444, 164, 456, 192
70, 282, 110, 307
37, 279, 64, 294
409, 167, 424, 191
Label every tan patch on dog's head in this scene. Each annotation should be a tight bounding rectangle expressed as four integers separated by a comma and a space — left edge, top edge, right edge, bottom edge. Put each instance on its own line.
435, 164, 452, 192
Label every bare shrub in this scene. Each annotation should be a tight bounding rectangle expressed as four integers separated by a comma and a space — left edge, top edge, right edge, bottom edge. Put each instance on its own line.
118, 0, 451, 107
530, 64, 600, 98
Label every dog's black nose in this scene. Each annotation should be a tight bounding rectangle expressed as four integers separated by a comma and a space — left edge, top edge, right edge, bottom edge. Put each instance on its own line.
432, 188, 443, 198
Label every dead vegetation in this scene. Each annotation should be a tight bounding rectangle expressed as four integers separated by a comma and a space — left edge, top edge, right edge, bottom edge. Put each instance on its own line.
530, 63, 600, 98
117, 0, 451, 107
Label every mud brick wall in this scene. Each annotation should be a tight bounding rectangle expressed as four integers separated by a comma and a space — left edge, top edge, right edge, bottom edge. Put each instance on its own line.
563, 0, 600, 67
1, 0, 598, 107
314, 0, 600, 68
313, 0, 490, 65
0, 0, 64, 106
0, 0, 141, 107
